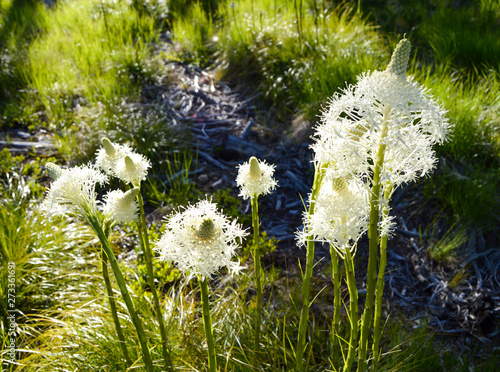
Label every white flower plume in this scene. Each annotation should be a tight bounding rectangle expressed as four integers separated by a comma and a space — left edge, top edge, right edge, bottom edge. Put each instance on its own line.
95, 137, 132, 177
96, 137, 151, 185
115, 153, 151, 186
312, 38, 450, 188
40, 164, 108, 220
298, 176, 369, 257
236, 156, 278, 199
103, 188, 139, 223
154, 199, 248, 278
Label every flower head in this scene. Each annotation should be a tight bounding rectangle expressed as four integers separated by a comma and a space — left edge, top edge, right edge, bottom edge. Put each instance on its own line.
154, 199, 248, 278
312, 38, 450, 188
45, 162, 64, 180
236, 156, 278, 199
115, 153, 151, 186
298, 176, 369, 257
103, 188, 139, 223
386, 37, 411, 78
40, 164, 108, 220
95, 137, 132, 177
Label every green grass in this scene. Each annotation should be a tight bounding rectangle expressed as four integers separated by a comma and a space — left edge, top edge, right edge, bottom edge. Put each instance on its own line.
415, 66, 500, 233
170, 0, 386, 123
419, 0, 500, 73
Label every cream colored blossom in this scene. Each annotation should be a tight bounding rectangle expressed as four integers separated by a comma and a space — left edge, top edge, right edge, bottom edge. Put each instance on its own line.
298, 176, 369, 257
115, 153, 151, 186
95, 137, 132, 177
236, 156, 278, 199
40, 164, 108, 220
154, 199, 247, 278
312, 38, 450, 188
103, 188, 139, 223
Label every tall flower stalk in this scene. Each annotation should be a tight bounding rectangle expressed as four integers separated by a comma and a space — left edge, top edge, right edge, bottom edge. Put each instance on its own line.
330, 244, 341, 358
295, 163, 326, 371
97, 138, 173, 369
101, 220, 131, 365
155, 199, 247, 371
357, 112, 389, 371
136, 190, 172, 370
236, 156, 277, 365
40, 163, 154, 371
343, 248, 358, 372
89, 216, 154, 372
372, 184, 394, 369
200, 276, 217, 372
251, 194, 263, 361
301, 36, 450, 371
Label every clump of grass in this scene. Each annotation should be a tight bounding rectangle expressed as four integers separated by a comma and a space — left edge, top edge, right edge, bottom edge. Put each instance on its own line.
1, 0, 166, 135
427, 224, 469, 263
25, 0, 159, 124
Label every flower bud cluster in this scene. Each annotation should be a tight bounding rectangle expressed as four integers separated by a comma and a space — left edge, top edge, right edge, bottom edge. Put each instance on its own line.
103, 188, 140, 223
41, 138, 151, 224
40, 163, 108, 220
96, 138, 151, 186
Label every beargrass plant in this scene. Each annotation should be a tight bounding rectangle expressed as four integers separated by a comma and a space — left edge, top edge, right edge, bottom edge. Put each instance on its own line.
236, 156, 278, 365
154, 199, 247, 372
296, 37, 451, 371
40, 142, 162, 370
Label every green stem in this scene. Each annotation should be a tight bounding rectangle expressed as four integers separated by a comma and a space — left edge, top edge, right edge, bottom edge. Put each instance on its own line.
100, 248, 132, 365
343, 248, 358, 372
357, 112, 390, 372
372, 185, 393, 370
136, 192, 172, 370
0, 298, 9, 340
330, 246, 341, 361
87, 216, 154, 372
251, 194, 262, 365
296, 163, 326, 371
200, 277, 217, 372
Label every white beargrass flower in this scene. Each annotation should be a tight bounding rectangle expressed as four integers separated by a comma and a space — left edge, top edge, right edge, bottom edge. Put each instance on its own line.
40, 163, 108, 220
312, 37, 450, 188
155, 199, 248, 278
95, 137, 132, 177
236, 156, 278, 199
103, 188, 140, 223
115, 153, 151, 186
298, 176, 369, 256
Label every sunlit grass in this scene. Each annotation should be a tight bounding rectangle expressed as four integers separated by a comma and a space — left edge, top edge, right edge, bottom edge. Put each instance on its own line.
419, 1, 500, 72
170, 0, 386, 123
25, 0, 158, 124
415, 66, 500, 234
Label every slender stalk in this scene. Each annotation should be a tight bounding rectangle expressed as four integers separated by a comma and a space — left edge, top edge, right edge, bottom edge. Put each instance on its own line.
372, 185, 393, 370
87, 216, 154, 372
200, 277, 217, 372
330, 245, 341, 360
296, 163, 326, 371
136, 191, 172, 370
343, 248, 358, 372
100, 248, 132, 365
0, 300, 9, 341
251, 194, 263, 365
357, 112, 390, 372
